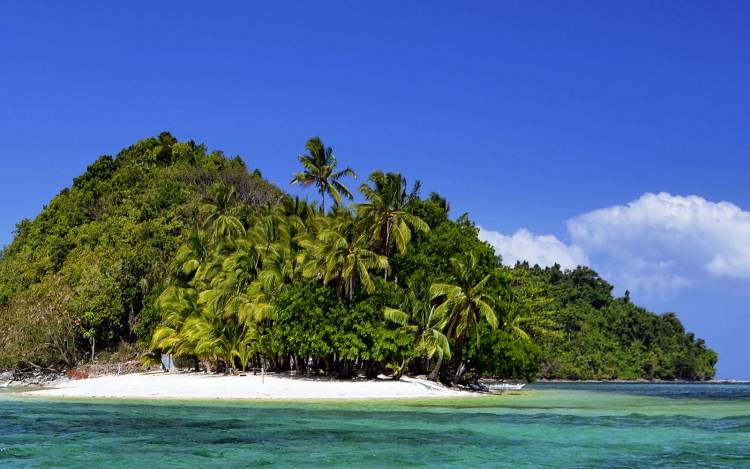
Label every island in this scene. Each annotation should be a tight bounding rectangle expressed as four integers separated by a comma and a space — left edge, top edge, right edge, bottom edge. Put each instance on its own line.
0, 133, 717, 396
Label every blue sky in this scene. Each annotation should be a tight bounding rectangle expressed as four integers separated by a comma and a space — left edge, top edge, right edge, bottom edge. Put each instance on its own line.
1, 1, 748, 378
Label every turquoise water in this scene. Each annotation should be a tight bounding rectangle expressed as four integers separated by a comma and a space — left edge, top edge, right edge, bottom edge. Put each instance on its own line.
1, 383, 749, 468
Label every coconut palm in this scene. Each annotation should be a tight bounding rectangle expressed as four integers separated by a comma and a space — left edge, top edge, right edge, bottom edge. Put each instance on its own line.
231, 332, 256, 372
172, 228, 210, 281
357, 171, 429, 277
430, 253, 499, 383
151, 286, 201, 361
201, 184, 245, 243
281, 195, 319, 222
291, 137, 356, 212
180, 308, 233, 371
302, 217, 388, 302
245, 206, 309, 295
383, 274, 451, 379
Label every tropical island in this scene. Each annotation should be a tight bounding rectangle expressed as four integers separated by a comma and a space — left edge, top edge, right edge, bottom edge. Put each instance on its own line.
0, 133, 717, 395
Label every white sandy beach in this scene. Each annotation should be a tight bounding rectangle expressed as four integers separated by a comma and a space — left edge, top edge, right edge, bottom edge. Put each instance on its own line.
22, 372, 468, 400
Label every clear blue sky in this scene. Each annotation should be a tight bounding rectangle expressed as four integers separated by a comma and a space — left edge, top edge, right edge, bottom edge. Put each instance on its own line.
2, 1, 749, 378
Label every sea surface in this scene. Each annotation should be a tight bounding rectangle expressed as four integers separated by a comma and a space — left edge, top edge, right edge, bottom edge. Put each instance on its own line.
1, 382, 749, 468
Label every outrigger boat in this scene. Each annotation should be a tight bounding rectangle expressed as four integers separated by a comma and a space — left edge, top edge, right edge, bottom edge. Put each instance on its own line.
487, 382, 526, 391
475, 380, 526, 392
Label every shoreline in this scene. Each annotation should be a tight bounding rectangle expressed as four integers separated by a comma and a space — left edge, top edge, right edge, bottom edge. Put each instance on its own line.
15, 371, 471, 401
533, 378, 750, 384
6, 371, 746, 403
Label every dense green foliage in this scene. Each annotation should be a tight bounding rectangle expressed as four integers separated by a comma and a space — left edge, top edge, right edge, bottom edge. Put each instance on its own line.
0, 134, 716, 381
0, 133, 281, 368
514, 264, 719, 380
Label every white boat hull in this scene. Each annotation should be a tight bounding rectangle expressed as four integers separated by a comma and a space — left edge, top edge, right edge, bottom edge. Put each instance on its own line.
487, 383, 526, 391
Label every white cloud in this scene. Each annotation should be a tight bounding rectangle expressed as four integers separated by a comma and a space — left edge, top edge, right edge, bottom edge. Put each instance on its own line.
478, 227, 588, 270
568, 192, 750, 287
479, 192, 750, 296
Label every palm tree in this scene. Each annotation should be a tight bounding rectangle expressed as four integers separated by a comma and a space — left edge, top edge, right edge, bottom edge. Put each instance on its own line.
151, 286, 203, 370
291, 137, 356, 212
357, 171, 429, 277
302, 217, 388, 302
201, 184, 245, 243
282, 195, 319, 222
172, 228, 210, 281
231, 332, 256, 372
180, 307, 234, 372
383, 274, 451, 379
430, 253, 499, 383
242, 205, 310, 296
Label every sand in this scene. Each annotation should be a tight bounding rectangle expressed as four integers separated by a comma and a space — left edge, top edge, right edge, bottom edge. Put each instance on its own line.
22, 372, 468, 400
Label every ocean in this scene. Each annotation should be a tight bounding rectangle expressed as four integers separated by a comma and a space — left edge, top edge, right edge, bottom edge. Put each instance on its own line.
1, 383, 749, 468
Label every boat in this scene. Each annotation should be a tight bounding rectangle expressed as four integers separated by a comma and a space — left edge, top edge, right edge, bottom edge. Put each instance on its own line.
482, 381, 526, 391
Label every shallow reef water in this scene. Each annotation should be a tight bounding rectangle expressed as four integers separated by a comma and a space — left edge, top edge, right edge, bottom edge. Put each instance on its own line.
1, 383, 749, 468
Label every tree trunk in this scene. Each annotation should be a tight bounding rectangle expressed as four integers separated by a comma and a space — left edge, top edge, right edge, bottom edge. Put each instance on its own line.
393, 358, 407, 380
383, 217, 391, 279
428, 355, 443, 381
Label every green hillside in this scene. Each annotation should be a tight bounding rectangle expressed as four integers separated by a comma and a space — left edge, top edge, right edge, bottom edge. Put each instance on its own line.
0, 134, 717, 381
0, 133, 281, 367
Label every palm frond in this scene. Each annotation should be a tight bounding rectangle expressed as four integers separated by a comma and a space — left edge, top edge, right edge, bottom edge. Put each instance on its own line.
476, 299, 499, 329
430, 283, 461, 299
383, 307, 410, 325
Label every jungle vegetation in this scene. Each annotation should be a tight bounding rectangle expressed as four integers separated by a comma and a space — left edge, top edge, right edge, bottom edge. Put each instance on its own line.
0, 133, 717, 381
